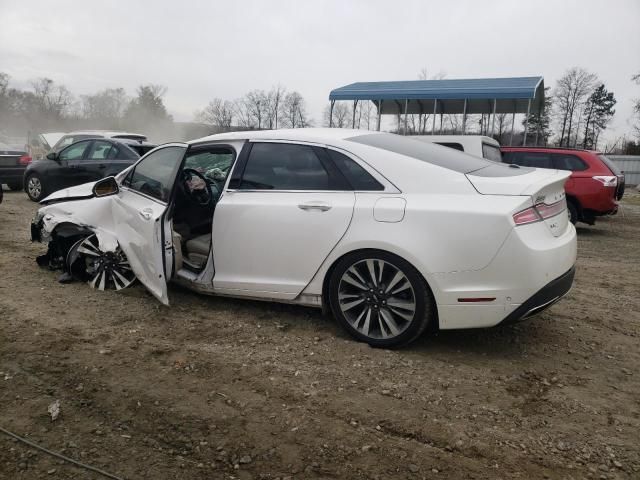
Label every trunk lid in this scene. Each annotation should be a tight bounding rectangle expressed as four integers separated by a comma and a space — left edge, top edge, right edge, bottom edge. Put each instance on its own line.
466, 165, 571, 237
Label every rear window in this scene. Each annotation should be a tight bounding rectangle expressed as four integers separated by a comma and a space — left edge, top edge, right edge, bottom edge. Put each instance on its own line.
347, 133, 493, 174
598, 155, 622, 175
552, 154, 588, 171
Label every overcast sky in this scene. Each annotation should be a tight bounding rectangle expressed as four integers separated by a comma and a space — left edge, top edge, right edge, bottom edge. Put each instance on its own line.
1, 0, 638, 142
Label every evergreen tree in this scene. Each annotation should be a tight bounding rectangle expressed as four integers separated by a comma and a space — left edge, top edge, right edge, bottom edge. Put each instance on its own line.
581, 84, 615, 149
523, 87, 552, 145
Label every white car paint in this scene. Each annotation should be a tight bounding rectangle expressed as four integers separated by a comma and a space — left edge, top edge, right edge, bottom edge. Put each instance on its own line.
34, 128, 577, 334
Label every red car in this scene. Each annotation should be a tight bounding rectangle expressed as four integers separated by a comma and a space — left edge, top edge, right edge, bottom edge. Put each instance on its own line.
501, 147, 625, 225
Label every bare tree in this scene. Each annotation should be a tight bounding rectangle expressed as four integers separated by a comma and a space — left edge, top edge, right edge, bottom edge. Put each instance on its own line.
553, 67, 597, 146
80, 88, 127, 122
281, 91, 310, 128
244, 90, 268, 129
323, 102, 350, 128
633, 73, 640, 139
31, 77, 73, 119
265, 85, 286, 129
197, 98, 234, 130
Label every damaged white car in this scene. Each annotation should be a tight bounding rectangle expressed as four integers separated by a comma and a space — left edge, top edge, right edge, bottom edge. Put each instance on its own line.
32, 129, 576, 347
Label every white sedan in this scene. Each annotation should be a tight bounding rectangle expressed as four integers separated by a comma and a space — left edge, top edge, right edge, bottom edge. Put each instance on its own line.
31, 129, 577, 347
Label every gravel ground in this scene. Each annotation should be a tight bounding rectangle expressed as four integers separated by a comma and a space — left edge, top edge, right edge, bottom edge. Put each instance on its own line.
1, 188, 639, 480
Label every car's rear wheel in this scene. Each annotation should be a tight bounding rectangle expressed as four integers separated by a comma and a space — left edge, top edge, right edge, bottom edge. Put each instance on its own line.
67, 234, 136, 291
7, 182, 22, 191
26, 174, 45, 201
329, 251, 434, 348
567, 201, 578, 225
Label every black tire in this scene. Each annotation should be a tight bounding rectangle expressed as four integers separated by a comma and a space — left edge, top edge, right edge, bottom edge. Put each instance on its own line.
328, 250, 434, 348
567, 201, 578, 225
25, 173, 46, 202
7, 182, 22, 191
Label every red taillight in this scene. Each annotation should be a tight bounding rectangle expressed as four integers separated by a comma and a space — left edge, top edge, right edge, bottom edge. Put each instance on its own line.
19, 155, 32, 165
513, 199, 566, 226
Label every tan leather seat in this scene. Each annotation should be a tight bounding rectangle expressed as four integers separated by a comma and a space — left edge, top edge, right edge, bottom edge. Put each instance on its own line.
186, 234, 211, 257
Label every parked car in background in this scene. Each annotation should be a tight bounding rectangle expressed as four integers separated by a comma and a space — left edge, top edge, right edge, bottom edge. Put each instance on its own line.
27, 132, 66, 160
501, 147, 625, 225
0, 142, 32, 191
49, 130, 148, 153
24, 138, 156, 201
31, 129, 576, 348
410, 135, 502, 161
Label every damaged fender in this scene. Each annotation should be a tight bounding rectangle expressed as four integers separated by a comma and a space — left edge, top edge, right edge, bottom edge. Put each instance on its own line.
32, 181, 171, 305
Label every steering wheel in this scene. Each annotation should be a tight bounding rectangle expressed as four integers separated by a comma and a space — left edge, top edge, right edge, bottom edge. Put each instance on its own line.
181, 168, 214, 207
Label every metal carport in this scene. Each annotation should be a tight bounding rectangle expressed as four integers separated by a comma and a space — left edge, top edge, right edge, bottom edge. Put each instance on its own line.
328, 76, 545, 144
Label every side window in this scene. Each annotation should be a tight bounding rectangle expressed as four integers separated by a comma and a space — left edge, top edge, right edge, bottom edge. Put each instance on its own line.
326, 149, 384, 191
553, 154, 588, 171
183, 148, 235, 184
125, 146, 186, 202
59, 141, 90, 161
507, 152, 553, 169
482, 143, 502, 162
87, 140, 115, 160
239, 143, 332, 190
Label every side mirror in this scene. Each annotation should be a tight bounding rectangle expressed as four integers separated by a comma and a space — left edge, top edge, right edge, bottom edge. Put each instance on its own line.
46, 152, 59, 161
93, 176, 119, 197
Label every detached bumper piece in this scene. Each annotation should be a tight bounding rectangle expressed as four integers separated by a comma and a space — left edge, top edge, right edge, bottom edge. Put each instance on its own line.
500, 266, 575, 326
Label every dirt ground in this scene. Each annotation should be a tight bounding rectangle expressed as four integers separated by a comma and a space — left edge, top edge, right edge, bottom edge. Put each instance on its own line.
1, 188, 639, 480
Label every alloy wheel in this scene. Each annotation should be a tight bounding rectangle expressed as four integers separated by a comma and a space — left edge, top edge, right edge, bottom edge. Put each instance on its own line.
27, 176, 42, 200
67, 235, 136, 290
337, 259, 416, 340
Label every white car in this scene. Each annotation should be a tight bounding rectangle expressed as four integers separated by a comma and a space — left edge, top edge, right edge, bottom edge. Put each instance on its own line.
410, 135, 503, 162
31, 129, 576, 347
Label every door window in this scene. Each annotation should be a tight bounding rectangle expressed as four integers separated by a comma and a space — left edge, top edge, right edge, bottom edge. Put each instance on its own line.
123, 146, 186, 202
239, 142, 333, 190
59, 141, 91, 161
88, 140, 116, 160
326, 149, 384, 191
183, 148, 235, 184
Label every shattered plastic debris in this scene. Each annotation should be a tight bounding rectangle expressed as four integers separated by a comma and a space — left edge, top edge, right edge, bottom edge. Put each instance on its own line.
47, 400, 61, 421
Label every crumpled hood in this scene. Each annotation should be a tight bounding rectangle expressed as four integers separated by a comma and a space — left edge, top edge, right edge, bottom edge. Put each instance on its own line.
40, 181, 97, 205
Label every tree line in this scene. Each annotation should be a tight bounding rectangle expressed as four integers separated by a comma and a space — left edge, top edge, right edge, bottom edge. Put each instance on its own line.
195, 86, 312, 130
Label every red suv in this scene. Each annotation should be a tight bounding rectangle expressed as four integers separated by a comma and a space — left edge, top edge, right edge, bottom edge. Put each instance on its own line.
501, 147, 625, 225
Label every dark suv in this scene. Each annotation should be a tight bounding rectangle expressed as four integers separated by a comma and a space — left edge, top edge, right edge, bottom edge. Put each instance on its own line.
501, 147, 625, 225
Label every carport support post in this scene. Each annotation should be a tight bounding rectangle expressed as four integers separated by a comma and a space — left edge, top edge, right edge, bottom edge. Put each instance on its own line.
461, 98, 467, 135
403, 99, 408, 135
329, 100, 335, 128
431, 100, 437, 135
509, 111, 515, 146
352, 100, 358, 129
491, 99, 497, 138
376, 100, 382, 131
522, 98, 531, 146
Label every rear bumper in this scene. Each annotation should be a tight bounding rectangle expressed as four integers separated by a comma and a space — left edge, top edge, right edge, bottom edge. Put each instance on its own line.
0, 167, 26, 182
499, 266, 575, 325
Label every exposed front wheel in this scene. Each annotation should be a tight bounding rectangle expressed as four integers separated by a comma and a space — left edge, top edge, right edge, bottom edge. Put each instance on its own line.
329, 251, 434, 348
67, 234, 136, 291
26, 174, 45, 201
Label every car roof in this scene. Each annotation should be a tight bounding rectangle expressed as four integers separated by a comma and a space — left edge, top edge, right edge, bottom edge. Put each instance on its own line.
189, 128, 384, 145
63, 130, 147, 138
501, 146, 600, 154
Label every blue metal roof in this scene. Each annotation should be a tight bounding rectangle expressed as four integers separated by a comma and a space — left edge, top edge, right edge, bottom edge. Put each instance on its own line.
329, 77, 543, 101
329, 77, 544, 115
